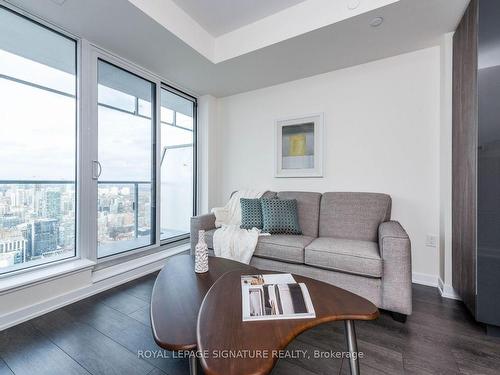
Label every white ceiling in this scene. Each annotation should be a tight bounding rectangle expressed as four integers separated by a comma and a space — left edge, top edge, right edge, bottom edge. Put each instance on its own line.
170, 0, 306, 37
130, 0, 401, 63
9, 0, 470, 97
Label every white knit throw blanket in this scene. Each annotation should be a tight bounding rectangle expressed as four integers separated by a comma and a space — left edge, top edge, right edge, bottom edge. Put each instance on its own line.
211, 190, 264, 264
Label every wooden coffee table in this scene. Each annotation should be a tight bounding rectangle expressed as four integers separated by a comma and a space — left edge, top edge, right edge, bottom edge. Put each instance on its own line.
197, 270, 379, 375
150, 254, 257, 374
151, 255, 379, 375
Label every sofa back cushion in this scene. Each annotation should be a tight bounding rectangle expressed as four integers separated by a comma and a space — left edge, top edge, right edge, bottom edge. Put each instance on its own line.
319, 192, 391, 241
230, 190, 277, 199
262, 191, 278, 199
277, 192, 321, 237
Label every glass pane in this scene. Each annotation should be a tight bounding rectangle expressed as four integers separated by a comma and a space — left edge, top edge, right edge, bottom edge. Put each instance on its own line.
282, 123, 314, 170
176, 112, 193, 130
0, 9, 75, 95
0, 8, 77, 273
97, 60, 155, 258
161, 106, 174, 124
138, 98, 152, 118
98, 84, 136, 113
162, 124, 193, 147
160, 88, 194, 241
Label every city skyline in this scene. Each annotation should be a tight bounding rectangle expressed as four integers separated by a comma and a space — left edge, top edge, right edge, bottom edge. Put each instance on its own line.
0, 183, 75, 270
0, 182, 155, 271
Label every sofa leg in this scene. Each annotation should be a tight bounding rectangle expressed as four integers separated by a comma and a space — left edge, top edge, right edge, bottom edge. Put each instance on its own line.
391, 312, 407, 323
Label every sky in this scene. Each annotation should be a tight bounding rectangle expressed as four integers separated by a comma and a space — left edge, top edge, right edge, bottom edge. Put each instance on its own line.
0, 49, 192, 182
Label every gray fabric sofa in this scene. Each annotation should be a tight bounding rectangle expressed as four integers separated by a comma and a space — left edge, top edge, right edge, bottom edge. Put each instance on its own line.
190, 191, 412, 321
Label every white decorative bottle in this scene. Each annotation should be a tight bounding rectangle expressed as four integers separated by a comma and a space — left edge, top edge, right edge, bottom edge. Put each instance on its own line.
195, 230, 209, 273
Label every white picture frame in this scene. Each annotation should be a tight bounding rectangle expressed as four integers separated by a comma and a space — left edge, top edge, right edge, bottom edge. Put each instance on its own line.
275, 113, 324, 178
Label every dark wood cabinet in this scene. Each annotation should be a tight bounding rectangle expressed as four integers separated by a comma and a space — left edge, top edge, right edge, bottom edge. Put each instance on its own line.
453, 0, 500, 336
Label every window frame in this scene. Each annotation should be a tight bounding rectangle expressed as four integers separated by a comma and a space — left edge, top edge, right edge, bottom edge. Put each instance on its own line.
159, 84, 198, 245
0, 1, 199, 276
86, 47, 162, 264
95, 58, 158, 260
0, 2, 81, 276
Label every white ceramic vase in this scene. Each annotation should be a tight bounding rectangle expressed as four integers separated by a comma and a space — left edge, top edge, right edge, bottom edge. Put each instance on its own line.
195, 230, 209, 273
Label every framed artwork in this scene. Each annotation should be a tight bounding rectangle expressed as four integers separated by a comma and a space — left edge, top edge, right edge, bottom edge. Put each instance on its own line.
275, 113, 324, 178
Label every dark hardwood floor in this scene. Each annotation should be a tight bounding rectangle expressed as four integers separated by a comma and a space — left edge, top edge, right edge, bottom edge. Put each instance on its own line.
1, 272, 499, 375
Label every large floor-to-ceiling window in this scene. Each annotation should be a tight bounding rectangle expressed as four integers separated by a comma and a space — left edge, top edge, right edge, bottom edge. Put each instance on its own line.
0, 4, 197, 274
0, 7, 77, 273
97, 60, 156, 258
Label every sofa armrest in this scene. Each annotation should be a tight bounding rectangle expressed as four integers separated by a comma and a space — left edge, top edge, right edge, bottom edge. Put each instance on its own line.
379, 221, 412, 315
190, 213, 216, 254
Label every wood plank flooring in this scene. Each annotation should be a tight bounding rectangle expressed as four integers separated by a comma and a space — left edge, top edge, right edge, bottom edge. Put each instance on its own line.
1, 271, 499, 375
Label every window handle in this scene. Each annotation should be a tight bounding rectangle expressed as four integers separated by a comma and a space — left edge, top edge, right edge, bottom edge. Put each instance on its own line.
92, 160, 102, 180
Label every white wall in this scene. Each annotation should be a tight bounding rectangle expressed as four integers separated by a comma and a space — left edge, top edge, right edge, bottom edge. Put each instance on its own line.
215, 47, 442, 278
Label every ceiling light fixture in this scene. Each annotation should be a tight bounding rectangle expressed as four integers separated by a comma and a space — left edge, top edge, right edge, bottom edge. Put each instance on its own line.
370, 17, 384, 27
50, 0, 67, 5
347, 0, 361, 10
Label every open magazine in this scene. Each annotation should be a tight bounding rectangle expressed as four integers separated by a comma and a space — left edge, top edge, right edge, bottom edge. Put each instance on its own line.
241, 273, 316, 321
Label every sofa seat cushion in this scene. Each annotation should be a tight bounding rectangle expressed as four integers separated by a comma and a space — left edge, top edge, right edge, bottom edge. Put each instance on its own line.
305, 237, 383, 278
205, 231, 312, 265
253, 235, 314, 264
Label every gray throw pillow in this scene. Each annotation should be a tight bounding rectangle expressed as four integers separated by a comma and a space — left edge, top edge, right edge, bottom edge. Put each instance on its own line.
240, 198, 263, 229
261, 198, 302, 234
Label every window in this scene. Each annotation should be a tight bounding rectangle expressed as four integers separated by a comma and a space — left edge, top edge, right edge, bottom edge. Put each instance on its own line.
97, 60, 156, 258
0, 4, 197, 274
160, 88, 196, 241
0, 7, 77, 273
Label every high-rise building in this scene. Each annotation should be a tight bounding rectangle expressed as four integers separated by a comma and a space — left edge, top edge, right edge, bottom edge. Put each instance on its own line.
0, 214, 21, 229
44, 190, 62, 221
32, 219, 58, 257
59, 219, 75, 249
18, 222, 33, 258
0, 231, 27, 267
18, 219, 58, 259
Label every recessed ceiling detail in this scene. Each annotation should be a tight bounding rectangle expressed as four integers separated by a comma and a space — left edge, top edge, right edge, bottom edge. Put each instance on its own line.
129, 0, 401, 63
170, 0, 307, 37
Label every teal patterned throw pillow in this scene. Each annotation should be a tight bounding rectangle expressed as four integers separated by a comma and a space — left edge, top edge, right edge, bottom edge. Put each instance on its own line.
240, 198, 263, 229
261, 198, 302, 235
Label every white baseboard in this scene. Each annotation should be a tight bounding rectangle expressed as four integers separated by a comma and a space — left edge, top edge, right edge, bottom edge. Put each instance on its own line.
438, 277, 461, 300
412, 272, 439, 287
412, 272, 462, 301
0, 245, 188, 331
